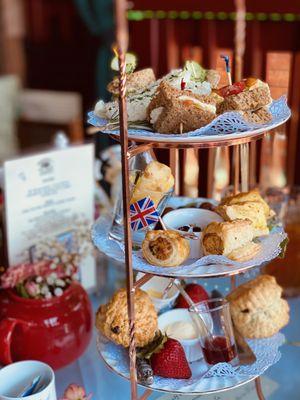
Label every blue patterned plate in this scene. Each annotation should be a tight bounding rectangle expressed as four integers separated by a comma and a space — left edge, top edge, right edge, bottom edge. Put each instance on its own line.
97, 332, 284, 395
88, 96, 290, 144
92, 197, 287, 279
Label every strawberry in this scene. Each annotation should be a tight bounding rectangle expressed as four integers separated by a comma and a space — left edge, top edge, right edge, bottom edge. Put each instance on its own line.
176, 283, 209, 308
150, 338, 191, 379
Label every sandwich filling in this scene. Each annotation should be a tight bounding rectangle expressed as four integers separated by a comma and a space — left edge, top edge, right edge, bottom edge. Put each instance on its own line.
178, 95, 216, 114
150, 107, 164, 124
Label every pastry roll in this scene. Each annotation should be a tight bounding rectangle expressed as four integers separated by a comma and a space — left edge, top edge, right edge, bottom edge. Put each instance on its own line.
130, 161, 174, 207
228, 242, 262, 262
227, 275, 290, 338
220, 189, 274, 219
142, 230, 190, 267
215, 201, 269, 237
202, 220, 260, 262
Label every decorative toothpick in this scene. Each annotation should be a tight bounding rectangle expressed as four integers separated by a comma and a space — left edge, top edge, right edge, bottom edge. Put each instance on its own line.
221, 55, 232, 85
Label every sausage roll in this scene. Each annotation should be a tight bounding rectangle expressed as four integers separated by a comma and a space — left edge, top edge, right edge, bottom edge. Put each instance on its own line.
142, 230, 190, 267
202, 220, 261, 262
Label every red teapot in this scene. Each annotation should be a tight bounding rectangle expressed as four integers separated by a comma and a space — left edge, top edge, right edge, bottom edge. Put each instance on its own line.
0, 282, 92, 369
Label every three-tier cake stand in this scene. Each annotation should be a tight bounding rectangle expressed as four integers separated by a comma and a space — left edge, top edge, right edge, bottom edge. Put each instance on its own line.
93, 1, 290, 399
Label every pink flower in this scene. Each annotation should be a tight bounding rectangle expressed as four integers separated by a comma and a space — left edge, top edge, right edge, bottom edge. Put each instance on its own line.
24, 281, 40, 297
61, 384, 92, 400
1, 261, 78, 289
1, 263, 30, 288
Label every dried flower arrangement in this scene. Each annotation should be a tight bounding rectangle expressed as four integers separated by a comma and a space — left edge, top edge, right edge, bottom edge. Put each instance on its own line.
0, 216, 93, 300
1, 260, 78, 299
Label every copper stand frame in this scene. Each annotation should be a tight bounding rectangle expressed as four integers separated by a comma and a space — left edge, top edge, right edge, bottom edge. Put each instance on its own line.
128, 141, 265, 400
114, 1, 265, 399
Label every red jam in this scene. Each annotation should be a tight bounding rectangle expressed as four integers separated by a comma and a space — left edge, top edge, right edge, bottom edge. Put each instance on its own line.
201, 336, 237, 365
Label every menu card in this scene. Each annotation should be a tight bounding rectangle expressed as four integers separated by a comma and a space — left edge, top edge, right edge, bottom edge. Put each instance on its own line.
4, 144, 96, 290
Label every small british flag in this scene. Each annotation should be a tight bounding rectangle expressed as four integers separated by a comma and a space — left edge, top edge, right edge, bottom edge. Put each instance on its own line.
130, 196, 159, 231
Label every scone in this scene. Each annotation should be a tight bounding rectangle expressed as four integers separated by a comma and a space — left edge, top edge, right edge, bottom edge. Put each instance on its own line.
142, 230, 190, 267
130, 161, 174, 207
220, 189, 274, 219
95, 288, 158, 347
227, 275, 290, 338
202, 220, 261, 262
215, 201, 269, 237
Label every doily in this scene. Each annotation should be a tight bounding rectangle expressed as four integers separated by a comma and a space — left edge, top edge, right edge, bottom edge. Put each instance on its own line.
88, 96, 290, 139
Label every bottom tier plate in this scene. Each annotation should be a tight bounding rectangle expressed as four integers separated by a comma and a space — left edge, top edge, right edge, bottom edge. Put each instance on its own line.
97, 332, 284, 395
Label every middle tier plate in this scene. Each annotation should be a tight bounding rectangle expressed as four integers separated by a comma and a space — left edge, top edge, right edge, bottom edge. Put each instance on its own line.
92, 197, 287, 279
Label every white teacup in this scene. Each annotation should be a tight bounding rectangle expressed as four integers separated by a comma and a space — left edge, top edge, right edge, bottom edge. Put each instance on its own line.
162, 208, 223, 259
0, 361, 56, 400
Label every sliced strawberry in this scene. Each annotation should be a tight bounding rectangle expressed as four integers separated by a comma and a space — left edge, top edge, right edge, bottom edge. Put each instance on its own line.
218, 81, 246, 97
176, 283, 209, 309
150, 338, 191, 379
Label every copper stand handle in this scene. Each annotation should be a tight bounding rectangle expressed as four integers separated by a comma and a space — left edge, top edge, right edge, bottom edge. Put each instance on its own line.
255, 377, 265, 400
138, 389, 152, 400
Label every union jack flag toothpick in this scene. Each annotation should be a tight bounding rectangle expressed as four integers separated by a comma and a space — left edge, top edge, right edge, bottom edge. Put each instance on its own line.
130, 197, 159, 231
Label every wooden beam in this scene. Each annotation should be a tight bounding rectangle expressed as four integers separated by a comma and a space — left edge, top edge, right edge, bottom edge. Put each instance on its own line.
0, 0, 26, 83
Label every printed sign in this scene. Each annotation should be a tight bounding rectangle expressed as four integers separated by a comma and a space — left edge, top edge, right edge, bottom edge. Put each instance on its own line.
4, 144, 96, 290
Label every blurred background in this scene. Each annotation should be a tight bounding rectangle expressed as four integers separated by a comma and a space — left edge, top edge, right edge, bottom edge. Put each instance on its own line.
1, 0, 300, 289
1, 2, 300, 398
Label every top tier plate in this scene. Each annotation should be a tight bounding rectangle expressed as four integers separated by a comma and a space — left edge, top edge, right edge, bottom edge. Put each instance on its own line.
88, 96, 290, 146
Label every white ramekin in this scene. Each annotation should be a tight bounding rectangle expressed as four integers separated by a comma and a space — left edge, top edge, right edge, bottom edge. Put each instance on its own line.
162, 208, 223, 259
137, 273, 179, 314
158, 308, 204, 362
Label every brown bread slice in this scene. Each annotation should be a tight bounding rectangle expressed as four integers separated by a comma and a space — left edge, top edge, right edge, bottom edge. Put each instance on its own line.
240, 107, 272, 124
147, 82, 217, 134
217, 86, 272, 114
107, 68, 156, 95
